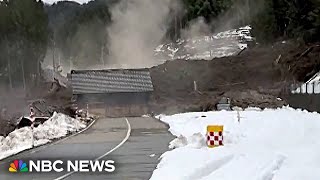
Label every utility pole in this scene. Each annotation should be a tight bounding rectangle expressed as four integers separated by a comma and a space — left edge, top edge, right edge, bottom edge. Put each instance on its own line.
100, 45, 105, 66
58, 51, 61, 66
52, 39, 56, 73
7, 57, 12, 89
18, 40, 26, 91
180, 17, 183, 33
21, 55, 26, 91
52, 38, 56, 82
37, 57, 40, 86
5, 37, 13, 90
174, 15, 178, 40
70, 57, 73, 71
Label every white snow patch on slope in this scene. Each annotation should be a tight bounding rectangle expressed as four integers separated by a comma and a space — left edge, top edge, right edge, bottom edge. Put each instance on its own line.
151, 107, 320, 180
154, 26, 252, 61
42, 0, 91, 5
0, 112, 86, 160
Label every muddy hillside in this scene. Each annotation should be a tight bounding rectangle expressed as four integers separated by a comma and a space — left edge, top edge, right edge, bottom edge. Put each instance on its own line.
149, 41, 320, 114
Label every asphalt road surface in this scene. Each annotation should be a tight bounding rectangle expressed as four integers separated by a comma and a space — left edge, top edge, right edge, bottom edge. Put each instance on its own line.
0, 117, 173, 180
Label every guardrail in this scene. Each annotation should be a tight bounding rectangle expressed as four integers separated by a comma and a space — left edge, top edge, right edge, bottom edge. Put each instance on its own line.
290, 82, 320, 94
283, 82, 320, 112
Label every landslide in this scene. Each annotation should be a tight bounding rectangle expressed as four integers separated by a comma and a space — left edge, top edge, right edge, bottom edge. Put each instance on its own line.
150, 40, 318, 113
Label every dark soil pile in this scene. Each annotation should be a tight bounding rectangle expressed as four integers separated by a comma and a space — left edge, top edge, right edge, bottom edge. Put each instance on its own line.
26, 82, 73, 116
149, 40, 306, 114
278, 43, 320, 82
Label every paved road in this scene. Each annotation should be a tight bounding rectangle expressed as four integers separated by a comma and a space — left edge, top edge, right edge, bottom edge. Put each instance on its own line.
0, 117, 173, 180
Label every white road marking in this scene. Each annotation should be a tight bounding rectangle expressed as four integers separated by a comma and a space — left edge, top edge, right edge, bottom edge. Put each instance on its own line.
54, 118, 132, 180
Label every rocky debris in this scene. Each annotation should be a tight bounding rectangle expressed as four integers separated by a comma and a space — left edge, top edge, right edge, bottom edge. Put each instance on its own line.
150, 40, 300, 113
278, 44, 320, 82
30, 100, 56, 117
0, 110, 23, 136
1, 79, 73, 136
224, 90, 287, 109
216, 97, 232, 111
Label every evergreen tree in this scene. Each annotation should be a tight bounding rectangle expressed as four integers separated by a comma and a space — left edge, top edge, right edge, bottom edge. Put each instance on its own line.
48, 0, 112, 68
250, 0, 320, 43
0, 0, 48, 88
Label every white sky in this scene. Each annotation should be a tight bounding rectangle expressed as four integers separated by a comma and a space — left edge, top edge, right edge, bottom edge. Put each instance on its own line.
42, 0, 92, 5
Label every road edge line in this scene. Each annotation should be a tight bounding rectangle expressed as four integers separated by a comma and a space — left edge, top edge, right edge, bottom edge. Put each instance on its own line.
54, 117, 131, 180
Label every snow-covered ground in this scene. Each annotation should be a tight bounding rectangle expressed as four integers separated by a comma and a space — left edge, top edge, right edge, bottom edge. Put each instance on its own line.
0, 112, 86, 160
154, 26, 252, 61
151, 107, 320, 180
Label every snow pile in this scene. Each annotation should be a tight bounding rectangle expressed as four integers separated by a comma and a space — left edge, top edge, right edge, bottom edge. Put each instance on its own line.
154, 26, 252, 61
0, 112, 86, 160
151, 107, 320, 180
34, 112, 86, 140
0, 128, 34, 160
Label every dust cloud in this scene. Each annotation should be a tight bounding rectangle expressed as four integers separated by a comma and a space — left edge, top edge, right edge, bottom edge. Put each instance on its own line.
106, 0, 181, 68
181, 17, 211, 39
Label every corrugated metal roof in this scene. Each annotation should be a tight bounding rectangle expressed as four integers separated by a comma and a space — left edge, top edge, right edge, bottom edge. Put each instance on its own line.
70, 69, 154, 94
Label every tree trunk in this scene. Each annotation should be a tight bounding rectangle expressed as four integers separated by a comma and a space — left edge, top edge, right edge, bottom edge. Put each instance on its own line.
5, 38, 13, 90
21, 58, 26, 91
37, 57, 41, 86
7, 56, 12, 90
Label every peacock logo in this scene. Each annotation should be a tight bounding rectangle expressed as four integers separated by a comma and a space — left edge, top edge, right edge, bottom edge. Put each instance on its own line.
9, 160, 29, 173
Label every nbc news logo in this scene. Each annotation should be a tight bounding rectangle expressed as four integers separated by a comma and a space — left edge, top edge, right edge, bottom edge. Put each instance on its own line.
9, 160, 28, 173
8, 159, 115, 173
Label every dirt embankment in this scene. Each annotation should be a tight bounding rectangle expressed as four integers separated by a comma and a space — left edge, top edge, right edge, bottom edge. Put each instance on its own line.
278, 43, 320, 82
150, 41, 319, 114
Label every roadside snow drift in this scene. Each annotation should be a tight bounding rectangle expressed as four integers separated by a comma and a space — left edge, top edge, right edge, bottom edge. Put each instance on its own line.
150, 107, 320, 180
0, 112, 86, 160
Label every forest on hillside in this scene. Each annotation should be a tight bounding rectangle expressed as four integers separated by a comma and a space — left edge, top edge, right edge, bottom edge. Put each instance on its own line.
0, 0, 319, 88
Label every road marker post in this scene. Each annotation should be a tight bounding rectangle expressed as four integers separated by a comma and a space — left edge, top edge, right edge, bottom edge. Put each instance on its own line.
207, 125, 224, 148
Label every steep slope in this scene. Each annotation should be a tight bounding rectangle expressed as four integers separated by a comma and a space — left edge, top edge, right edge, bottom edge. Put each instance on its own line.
150, 41, 298, 113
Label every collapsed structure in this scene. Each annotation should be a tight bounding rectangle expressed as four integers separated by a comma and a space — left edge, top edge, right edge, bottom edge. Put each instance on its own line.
69, 69, 154, 117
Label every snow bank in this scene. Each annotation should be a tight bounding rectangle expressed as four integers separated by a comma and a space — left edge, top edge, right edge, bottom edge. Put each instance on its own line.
151, 107, 320, 180
0, 112, 86, 160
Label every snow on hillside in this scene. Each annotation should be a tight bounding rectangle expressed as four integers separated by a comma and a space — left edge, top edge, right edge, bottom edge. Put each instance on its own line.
0, 113, 86, 160
42, 0, 91, 5
150, 107, 320, 180
154, 26, 252, 61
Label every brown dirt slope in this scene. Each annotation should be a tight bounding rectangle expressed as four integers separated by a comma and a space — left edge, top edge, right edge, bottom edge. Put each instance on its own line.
150, 41, 317, 113
279, 43, 320, 82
